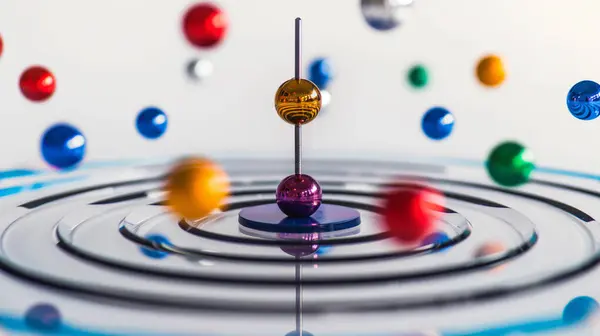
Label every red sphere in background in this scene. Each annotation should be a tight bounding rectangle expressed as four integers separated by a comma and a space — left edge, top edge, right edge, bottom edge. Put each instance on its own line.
382, 185, 443, 244
19, 66, 56, 102
182, 3, 228, 48
0, 34, 3, 57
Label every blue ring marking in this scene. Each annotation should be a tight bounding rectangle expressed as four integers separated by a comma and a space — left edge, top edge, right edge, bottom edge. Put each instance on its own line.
443, 318, 565, 336
0, 176, 86, 199
238, 203, 361, 233
0, 169, 39, 179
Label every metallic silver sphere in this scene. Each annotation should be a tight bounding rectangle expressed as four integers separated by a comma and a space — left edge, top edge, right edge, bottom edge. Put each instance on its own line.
186, 58, 213, 80
361, 0, 414, 31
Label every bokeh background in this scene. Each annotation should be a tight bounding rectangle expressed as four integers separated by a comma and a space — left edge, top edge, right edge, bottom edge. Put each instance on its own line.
0, 0, 596, 172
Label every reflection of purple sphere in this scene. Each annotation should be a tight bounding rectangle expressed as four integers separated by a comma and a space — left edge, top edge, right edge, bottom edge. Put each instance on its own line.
276, 174, 322, 217
279, 232, 320, 257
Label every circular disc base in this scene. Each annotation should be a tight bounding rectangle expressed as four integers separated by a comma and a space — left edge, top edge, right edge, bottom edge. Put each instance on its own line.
238, 203, 361, 233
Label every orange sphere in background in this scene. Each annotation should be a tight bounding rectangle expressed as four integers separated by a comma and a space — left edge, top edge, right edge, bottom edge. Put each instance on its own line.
476, 55, 506, 87
165, 157, 229, 220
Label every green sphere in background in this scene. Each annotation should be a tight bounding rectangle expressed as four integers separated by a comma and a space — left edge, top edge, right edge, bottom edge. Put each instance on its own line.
486, 141, 535, 187
407, 65, 428, 88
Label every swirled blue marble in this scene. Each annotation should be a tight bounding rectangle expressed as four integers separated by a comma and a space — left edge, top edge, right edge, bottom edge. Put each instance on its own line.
567, 80, 600, 120
25, 303, 62, 331
562, 296, 599, 324
140, 234, 171, 259
40, 123, 86, 169
308, 58, 333, 89
421, 107, 454, 140
136, 107, 168, 139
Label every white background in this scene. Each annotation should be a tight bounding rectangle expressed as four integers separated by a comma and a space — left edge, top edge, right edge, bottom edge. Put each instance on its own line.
0, 0, 597, 173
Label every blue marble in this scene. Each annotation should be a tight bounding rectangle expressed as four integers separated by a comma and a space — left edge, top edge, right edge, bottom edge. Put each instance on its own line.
567, 80, 600, 120
308, 58, 333, 89
40, 123, 86, 170
140, 234, 171, 259
421, 107, 454, 140
24, 303, 62, 331
136, 107, 168, 139
562, 296, 599, 325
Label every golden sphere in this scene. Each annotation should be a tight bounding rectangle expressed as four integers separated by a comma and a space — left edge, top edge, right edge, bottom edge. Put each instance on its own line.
476, 55, 506, 87
165, 157, 229, 220
274, 78, 322, 125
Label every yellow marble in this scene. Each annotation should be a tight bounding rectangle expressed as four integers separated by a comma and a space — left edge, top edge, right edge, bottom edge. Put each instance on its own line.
274, 78, 322, 125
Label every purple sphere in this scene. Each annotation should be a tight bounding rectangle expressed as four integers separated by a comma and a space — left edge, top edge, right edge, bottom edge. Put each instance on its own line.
276, 174, 322, 217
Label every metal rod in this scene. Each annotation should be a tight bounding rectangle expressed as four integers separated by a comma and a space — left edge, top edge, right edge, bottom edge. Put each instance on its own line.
295, 17, 302, 80
295, 125, 301, 175
294, 18, 302, 175
295, 261, 303, 335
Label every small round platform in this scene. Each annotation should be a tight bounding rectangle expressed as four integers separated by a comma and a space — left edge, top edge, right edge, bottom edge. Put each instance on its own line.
238, 203, 361, 233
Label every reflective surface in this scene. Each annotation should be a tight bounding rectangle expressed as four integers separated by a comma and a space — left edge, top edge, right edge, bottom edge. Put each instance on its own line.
19, 66, 56, 102
40, 123, 86, 170
275, 79, 322, 125
486, 141, 535, 187
361, 0, 414, 31
136, 107, 168, 139
182, 3, 228, 48
276, 174, 322, 217
0, 158, 599, 335
421, 107, 454, 140
567, 80, 600, 120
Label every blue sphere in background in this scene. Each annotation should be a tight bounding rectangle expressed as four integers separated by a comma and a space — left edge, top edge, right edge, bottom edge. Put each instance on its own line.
308, 58, 333, 89
421, 107, 454, 140
567, 80, 600, 120
136, 107, 168, 139
40, 123, 86, 170
140, 234, 171, 259
562, 296, 599, 325
25, 303, 62, 331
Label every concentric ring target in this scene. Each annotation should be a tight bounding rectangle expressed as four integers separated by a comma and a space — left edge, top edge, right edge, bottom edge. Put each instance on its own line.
1, 158, 600, 334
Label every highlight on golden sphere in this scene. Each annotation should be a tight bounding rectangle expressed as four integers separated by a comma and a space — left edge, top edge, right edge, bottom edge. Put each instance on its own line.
274, 78, 322, 125
165, 157, 230, 220
476, 55, 506, 87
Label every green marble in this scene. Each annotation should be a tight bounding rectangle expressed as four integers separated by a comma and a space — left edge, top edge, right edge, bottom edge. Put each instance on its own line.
486, 141, 535, 187
407, 64, 428, 88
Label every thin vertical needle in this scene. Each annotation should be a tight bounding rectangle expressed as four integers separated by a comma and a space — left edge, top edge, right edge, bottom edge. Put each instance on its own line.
294, 17, 302, 175
295, 261, 303, 335
295, 17, 302, 80
295, 125, 301, 175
